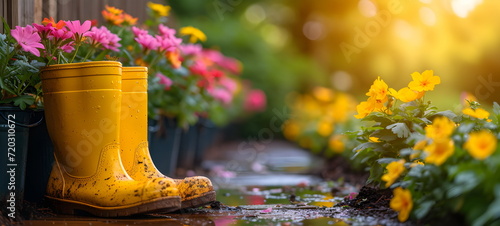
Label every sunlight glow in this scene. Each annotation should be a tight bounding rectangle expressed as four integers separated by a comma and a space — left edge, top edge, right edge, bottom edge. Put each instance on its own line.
451, 0, 483, 18
358, 0, 377, 18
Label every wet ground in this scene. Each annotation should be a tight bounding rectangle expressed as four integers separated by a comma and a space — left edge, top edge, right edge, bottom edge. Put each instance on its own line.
4, 141, 409, 225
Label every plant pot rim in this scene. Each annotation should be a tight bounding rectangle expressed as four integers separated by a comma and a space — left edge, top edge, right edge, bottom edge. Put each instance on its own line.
41, 61, 122, 72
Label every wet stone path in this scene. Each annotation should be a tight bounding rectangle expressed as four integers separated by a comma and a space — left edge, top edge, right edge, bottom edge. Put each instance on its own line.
14, 141, 409, 225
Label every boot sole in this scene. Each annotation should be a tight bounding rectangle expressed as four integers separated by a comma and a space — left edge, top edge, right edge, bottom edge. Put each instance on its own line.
45, 195, 181, 217
181, 191, 217, 209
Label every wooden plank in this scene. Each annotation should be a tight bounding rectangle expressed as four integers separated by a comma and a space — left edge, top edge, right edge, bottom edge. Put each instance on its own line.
34, 0, 42, 23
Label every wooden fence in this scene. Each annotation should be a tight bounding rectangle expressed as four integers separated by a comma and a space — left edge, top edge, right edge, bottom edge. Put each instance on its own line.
1, 0, 164, 32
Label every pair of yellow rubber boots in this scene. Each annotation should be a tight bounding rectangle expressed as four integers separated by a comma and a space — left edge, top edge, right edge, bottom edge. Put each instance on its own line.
40, 61, 215, 217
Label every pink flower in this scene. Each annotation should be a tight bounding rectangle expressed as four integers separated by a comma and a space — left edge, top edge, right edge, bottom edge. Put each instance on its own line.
86, 26, 121, 51
50, 28, 72, 41
189, 60, 208, 76
156, 73, 173, 90
219, 57, 242, 74
244, 89, 266, 112
180, 43, 202, 56
65, 20, 91, 41
10, 25, 45, 56
135, 34, 159, 51
260, 207, 273, 214
209, 87, 233, 105
61, 42, 75, 53
132, 26, 148, 37
202, 49, 242, 74
155, 34, 181, 52
219, 77, 238, 94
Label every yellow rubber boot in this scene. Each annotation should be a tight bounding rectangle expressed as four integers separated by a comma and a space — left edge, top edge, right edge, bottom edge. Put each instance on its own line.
41, 62, 181, 217
121, 67, 216, 209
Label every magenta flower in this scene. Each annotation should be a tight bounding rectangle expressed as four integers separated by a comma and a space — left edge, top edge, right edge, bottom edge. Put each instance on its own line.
86, 26, 122, 51
135, 34, 159, 51
65, 20, 91, 41
156, 73, 173, 90
244, 89, 266, 112
180, 43, 202, 56
10, 25, 45, 57
132, 26, 149, 37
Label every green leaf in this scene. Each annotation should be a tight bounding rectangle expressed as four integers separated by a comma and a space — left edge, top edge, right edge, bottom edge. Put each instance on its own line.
386, 122, 410, 138
0, 95, 34, 110
433, 110, 458, 121
447, 171, 480, 198
493, 102, 500, 115
377, 158, 399, 164
413, 200, 435, 219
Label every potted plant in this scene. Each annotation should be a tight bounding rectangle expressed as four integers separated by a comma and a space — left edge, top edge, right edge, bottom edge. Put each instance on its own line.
0, 19, 45, 218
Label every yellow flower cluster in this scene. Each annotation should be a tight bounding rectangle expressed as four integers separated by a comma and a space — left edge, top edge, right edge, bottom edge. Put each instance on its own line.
355, 70, 440, 119
413, 117, 456, 166
283, 87, 357, 153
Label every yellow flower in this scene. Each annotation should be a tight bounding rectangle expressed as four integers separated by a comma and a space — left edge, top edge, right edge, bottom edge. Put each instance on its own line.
317, 119, 334, 137
464, 130, 497, 160
425, 117, 455, 141
390, 187, 413, 222
381, 160, 405, 188
283, 120, 300, 141
354, 100, 374, 119
148, 2, 170, 17
180, 26, 207, 43
408, 70, 440, 92
462, 107, 490, 120
369, 137, 381, 143
328, 93, 356, 123
312, 86, 334, 102
366, 76, 389, 100
424, 139, 454, 166
389, 87, 424, 103
354, 96, 388, 119
329, 135, 345, 154
413, 139, 428, 151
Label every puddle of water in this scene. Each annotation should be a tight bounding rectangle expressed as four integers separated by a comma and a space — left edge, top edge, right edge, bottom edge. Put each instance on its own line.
216, 182, 349, 208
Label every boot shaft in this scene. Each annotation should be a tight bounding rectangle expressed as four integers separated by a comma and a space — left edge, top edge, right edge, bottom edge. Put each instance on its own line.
120, 67, 148, 170
41, 61, 123, 177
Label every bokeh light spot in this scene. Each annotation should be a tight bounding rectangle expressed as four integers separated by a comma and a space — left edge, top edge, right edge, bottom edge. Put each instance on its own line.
245, 4, 266, 25
358, 0, 377, 18
451, 0, 483, 18
302, 21, 325, 41
419, 7, 436, 26
331, 71, 352, 91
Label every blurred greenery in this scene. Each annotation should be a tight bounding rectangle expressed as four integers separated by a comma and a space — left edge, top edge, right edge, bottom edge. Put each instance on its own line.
167, 0, 328, 137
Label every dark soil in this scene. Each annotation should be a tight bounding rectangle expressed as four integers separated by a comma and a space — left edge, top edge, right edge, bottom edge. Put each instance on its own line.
337, 186, 393, 209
